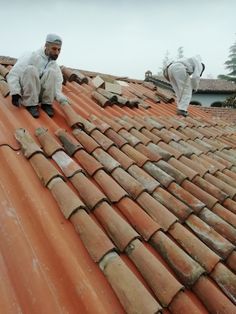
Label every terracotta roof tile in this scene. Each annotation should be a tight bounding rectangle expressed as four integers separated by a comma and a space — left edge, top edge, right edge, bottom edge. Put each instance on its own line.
73, 149, 104, 176
126, 239, 183, 307
92, 148, 120, 173
72, 128, 100, 153
94, 202, 139, 251
94, 169, 128, 203
186, 214, 235, 259
169, 222, 220, 273
226, 251, 236, 273
116, 197, 161, 240
153, 187, 192, 221
158, 141, 183, 159
91, 129, 115, 151
147, 142, 173, 161
193, 276, 236, 313
168, 157, 199, 181
151, 231, 205, 286
70, 172, 108, 210
121, 144, 149, 167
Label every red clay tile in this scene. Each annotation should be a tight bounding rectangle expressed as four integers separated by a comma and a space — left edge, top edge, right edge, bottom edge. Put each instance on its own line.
99, 252, 162, 313
151, 116, 172, 129
130, 128, 152, 145
147, 142, 172, 161
72, 129, 100, 153
223, 168, 236, 181
114, 117, 134, 131
94, 202, 139, 251
204, 172, 236, 199
158, 141, 183, 159
226, 251, 236, 273
210, 262, 236, 304
30, 153, 64, 186
120, 115, 145, 131
169, 222, 220, 273
140, 128, 162, 144
186, 214, 235, 259
195, 138, 216, 153
91, 129, 115, 151
157, 160, 187, 185
70, 210, 115, 262
15, 128, 43, 159
180, 127, 203, 140
215, 150, 236, 166
169, 290, 209, 314
193, 175, 229, 203
60, 104, 90, 129
223, 198, 236, 215
88, 114, 112, 133
193, 276, 236, 313
126, 239, 183, 307
144, 116, 165, 130
99, 115, 124, 132
52, 151, 83, 178
179, 156, 209, 176
70, 172, 108, 210
94, 169, 128, 202
185, 178, 218, 209
151, 231, 205, 286
108, 146, 135, 170
112, 167, 146, 199
105, 128, 128, 148
73, 149, 103, 176
199, 208, 236, 244
137, 192, 177, 230
215, 171, 236, 189
167, 182, 205, 213
117, 197, 161, 240
152, 129, 173, 143
92, 148, 120, 173
213, 203, 236, 228
121, 144, 149, 167
187, 139, 210, 154
128, 164, 160, 192
55, 128, 83, 156
48, 178, 85, 219
191, 155, 218, 174
135, 143, 162, 161
200, 154, 227, 171
118, 129, 141, 147
153, 187, 192, 221
143, 161, 175, 187
35, 127, 63, 156
168, 158, 198, 181
169, 127, 190, 141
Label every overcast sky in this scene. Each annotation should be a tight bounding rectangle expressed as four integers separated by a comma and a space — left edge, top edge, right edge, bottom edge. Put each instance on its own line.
1, 0, 235, 79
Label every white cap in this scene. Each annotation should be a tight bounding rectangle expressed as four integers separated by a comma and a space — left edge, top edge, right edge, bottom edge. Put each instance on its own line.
46, 34, 62, 45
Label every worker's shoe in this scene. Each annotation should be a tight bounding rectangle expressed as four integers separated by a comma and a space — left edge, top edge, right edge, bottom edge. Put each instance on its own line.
26, 106, 40, 118
41, 104, 54, 117
177, 109, 188, 117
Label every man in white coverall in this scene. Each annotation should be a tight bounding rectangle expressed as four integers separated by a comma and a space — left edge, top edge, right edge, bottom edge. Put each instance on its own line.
7, 34, 68, 118
164, 56, 205, 117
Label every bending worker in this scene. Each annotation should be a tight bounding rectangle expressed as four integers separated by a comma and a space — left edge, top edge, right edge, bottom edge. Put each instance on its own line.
7, 33, 68, 118
164, 56, 205, 117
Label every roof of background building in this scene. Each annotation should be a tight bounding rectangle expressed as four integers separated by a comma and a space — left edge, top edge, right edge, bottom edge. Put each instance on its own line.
152, 75, 236, 93
0, 57, 236, 314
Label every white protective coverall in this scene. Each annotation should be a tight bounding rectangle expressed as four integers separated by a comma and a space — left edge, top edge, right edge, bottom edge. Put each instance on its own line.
7, 48, 67, 107
167, 56, 203, 112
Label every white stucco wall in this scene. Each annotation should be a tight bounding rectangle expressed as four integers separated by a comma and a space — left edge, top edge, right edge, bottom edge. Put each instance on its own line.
191, 93, 231, 107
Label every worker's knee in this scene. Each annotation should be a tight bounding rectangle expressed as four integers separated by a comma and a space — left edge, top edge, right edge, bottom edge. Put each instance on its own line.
23, 65, 38, 78
46, 68, 57, 78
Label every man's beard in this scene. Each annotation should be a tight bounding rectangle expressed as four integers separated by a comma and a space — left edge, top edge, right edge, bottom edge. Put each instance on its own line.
50, 54, 58, 60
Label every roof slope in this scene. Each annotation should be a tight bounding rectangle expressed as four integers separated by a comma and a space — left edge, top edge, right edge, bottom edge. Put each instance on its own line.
0, 63, 236, 313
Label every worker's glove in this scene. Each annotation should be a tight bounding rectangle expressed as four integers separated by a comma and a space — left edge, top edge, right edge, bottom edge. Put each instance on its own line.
12, 94, 22, 107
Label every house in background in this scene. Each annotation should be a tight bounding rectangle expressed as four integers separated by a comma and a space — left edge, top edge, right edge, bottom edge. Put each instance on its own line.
146, 72, 236, 107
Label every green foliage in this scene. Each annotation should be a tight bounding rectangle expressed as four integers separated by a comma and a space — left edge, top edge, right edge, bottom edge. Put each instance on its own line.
222, 94, 236, 108
218, 38, 236, 82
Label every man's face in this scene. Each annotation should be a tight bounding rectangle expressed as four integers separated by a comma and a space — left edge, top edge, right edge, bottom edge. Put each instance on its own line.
45, 43, 61, 60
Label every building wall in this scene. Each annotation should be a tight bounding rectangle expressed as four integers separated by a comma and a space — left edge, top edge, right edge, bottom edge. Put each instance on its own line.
191, 93, 231, 107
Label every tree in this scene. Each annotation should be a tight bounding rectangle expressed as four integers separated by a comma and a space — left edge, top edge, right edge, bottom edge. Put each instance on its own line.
176, 46, 184, 59
218, 38, 236, 82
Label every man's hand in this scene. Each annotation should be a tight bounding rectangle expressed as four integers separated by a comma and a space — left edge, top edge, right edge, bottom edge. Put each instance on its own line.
12, 94, 22, 107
